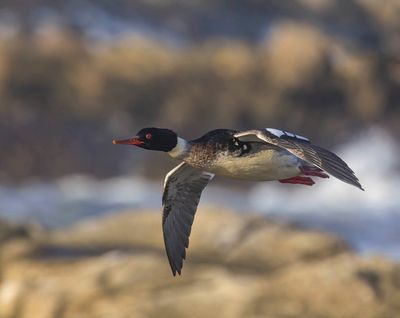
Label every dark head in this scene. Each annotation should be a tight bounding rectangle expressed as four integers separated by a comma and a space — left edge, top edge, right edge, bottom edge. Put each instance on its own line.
113, 128, 178, 152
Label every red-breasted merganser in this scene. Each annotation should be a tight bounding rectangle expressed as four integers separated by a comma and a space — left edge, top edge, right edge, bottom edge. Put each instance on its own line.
113, 127, 363, 276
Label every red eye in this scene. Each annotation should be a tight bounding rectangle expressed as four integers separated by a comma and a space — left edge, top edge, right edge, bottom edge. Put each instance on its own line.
145, 133, 152, 140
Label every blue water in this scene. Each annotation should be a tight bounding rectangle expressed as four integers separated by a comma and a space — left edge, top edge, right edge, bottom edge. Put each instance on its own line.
0, 128, 399, 261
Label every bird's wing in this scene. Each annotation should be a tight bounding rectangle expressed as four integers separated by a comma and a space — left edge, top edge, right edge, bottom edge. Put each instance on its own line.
162, 162, 214, 276
234, 128, 364, 190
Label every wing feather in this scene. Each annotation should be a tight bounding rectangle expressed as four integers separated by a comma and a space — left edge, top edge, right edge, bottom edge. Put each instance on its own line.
234, 129, 363, 190
162, 163, 214, 275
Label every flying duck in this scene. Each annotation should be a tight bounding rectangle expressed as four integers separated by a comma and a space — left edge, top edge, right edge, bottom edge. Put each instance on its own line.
113, 127, 363, 276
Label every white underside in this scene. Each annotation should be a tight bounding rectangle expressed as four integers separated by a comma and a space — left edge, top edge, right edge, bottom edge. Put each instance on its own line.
208, 149, 301, 181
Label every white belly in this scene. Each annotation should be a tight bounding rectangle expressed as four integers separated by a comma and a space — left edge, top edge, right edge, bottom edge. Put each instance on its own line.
209, 150, 301, 181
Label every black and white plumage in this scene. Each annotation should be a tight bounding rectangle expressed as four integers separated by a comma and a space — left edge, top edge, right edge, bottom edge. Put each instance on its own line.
113, 127, 363, 276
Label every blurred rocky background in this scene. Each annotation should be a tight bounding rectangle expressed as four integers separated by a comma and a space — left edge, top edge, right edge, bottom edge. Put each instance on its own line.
0, 0, 400, 317
0, 0, 398, 181
2, 208, 400, 318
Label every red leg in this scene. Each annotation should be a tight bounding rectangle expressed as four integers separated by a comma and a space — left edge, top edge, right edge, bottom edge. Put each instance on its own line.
300, 166, 329, 178
279, 176, 315, 186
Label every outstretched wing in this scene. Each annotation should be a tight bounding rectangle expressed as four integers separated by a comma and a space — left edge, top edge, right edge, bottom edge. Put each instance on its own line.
234, 128, 364, 190
162, 162, 214, 276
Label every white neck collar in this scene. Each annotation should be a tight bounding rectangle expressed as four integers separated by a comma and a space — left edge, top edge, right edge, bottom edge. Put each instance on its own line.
168, 137, 190, 159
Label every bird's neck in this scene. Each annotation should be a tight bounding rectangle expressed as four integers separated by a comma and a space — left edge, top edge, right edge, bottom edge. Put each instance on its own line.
168, 137, 191, 159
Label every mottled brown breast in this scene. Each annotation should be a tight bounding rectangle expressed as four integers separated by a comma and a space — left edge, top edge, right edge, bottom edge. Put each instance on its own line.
184, 143, 221, 169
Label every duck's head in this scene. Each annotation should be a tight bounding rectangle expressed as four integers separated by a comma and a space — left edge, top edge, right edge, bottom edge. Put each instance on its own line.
113, 127, 178, 152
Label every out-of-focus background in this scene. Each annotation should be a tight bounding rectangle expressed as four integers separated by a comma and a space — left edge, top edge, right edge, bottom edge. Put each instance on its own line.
0, 1, 400, 317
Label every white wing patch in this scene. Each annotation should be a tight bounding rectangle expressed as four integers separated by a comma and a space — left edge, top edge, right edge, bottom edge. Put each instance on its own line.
265, 128, 309, 142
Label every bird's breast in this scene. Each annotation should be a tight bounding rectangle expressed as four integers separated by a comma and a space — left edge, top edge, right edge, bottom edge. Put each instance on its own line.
207, 149, 301, 181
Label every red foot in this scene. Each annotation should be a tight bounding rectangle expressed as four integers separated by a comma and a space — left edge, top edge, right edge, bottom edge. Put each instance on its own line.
279, 176, 315, 186
300, 166, 329, 178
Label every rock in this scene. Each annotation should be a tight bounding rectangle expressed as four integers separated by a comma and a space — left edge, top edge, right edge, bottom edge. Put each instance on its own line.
1, 208, 400, 318
0, 281, 24, 318
0, 219, 39, 243
48, 207, 350, 272
247, 255, 393, 318
0, 219, 45, 264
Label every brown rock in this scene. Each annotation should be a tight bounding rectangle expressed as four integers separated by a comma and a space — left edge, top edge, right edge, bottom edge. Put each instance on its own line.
49, 207, 349, 272
0, 208, 399, 318
247, 255, 400, 318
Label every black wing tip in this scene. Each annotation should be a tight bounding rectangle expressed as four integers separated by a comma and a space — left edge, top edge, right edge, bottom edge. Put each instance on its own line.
309, 145, 364, 192
165, 242, 184, 277
347, 171, 364, 191
356, 183, 365, 191
355, 178, 365, 191
171, 267, 181, 276
166, 252, 184, 277
345, 176, 364, 191
352, 183, 364, 191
